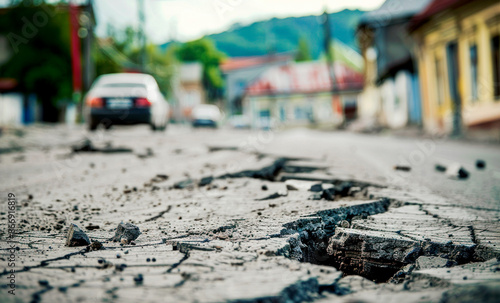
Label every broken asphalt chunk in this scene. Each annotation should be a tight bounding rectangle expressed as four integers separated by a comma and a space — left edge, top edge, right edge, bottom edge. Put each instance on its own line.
435, 164, 447, 172
174, 179, 194, 189
321, 188, 336, 201
199, 176, 214, 187
87, 240, 103, 251
110, 222, 141, 243
446, 163, 469, 180
256, 191, 288, 201
394, 165, 411, 172
309, 184, 323, 192
66, 224, 91, 247
476, 160, 486, 169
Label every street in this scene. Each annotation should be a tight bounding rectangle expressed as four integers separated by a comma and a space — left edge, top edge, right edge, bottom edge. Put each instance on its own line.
1, 125, 499, 302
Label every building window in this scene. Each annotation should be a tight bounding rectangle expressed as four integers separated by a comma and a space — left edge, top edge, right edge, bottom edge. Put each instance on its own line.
470, 45, 478, 102
492, 35, 500, 99
435, 58, 445, 105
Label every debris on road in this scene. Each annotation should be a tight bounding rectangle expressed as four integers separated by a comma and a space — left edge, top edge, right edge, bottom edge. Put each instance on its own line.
257, 191, 288, 201
86, 223, 100, 230
137, 147, 154, 159
110, 222, 141, 243
446, 163, 470, 180
394, 165, 411, 172
199, 176, 214, 187
72, 139, 133, 154
476, 160, 486, 169
309, 184, 323, 192
87, 240, 103, 251
435, 164, 447, 172
66, 224, 91, 247
174, 179, 194, 189
151, 174, 169, 183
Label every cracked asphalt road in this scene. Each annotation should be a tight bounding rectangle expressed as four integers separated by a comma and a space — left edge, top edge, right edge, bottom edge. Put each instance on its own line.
0, 125, 499, 303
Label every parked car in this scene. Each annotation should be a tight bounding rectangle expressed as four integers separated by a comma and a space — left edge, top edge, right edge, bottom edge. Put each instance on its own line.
191, 104, 221, 128
84, 73, 169, 131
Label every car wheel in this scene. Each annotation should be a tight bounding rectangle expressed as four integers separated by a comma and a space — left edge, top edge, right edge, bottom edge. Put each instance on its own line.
88, 118, 99, 131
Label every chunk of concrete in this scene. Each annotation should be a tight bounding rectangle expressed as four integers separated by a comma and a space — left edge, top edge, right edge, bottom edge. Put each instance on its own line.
446, 163, 469, 179
110, 222, 141, 243
66, 224, 91, 247
416, 256, 449, 269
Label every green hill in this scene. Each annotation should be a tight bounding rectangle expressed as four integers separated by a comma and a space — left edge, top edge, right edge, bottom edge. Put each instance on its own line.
160, 9, 365, 59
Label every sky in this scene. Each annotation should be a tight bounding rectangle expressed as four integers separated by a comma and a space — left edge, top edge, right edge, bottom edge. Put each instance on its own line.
0, 0, 386, 43
92, 0, 386, 44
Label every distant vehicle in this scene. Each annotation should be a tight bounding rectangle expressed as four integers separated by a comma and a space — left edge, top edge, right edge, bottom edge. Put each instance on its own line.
191, 104, 221, 128
84, 73, 169, 131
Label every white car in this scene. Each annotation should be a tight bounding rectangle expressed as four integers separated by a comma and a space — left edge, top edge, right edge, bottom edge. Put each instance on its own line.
191, 104, 221, 128
84, 73, 169, 131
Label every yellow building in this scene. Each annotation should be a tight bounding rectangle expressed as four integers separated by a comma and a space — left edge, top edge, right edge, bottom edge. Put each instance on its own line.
411, 0, 500, 138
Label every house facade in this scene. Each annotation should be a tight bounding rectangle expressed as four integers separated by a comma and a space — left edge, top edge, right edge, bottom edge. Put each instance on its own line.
243, 61, 363, 129
220, 54, 292, 116
357, 0, 431, 129
411, 0, 500, 137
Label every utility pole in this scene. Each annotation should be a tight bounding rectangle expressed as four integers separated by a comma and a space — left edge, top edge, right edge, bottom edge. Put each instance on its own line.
138, 0, 146, 72
322, 10, 343, 126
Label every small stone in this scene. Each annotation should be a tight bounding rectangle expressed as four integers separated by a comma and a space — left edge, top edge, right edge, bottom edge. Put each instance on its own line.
88, 240, 103, 251
446, 163, 469, 179
152, 258, 156, 262
476, 160, 486, 169
309, 184, 323, 192
394, 165, 411, 172
146, 258, 151, 262
435, 164, 447, 172
110, 222, 141, 243
322, 188, 336, 201
38, 280, 49, 287
308, 193, 323, 200
199, 176, 214, 187
66, 224, 91, 247
116, 254, 121, 259
134, 274, 144, 285
261, 185, 268, 191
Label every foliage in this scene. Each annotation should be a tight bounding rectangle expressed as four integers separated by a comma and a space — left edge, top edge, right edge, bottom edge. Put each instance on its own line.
0, 1, 72, 107
175, 38, 225, 101
160, 9, 365, 59
295, 37, 311, 62
93, 25, 176, 96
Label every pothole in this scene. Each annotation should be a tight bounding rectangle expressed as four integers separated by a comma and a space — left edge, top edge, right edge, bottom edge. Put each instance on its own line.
279, 197, 487, 284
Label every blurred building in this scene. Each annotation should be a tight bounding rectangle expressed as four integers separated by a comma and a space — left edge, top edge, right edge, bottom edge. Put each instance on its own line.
178, 62, 205, 119
0, 2, 95, 125
357, 0, 431, 129
220, 54, 292, 116
410, 0, 500, 138
243, 61, 363, 129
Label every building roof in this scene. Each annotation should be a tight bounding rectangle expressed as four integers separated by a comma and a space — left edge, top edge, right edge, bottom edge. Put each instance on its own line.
409, 0, 474, 31
358, 0, 432, 27
180, 62, 203, 83
246, 61, 363, 96
220, 54, 292, 73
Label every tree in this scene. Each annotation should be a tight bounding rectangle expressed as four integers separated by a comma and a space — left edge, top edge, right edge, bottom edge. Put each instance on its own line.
93, 26, 176, 97
295, 37, 312, 62
175, 38, 225, 101
0, 1, 72, 122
